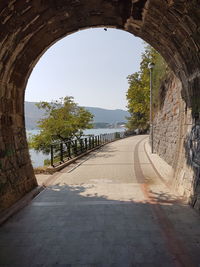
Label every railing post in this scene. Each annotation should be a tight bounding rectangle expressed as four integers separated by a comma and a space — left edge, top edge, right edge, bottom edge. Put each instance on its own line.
51, 144, 54, 167
74, 140, 77, 156
95, 136, 97, 147
92, 136, 94, 148
67, 142, 71, 158
89, 137, 91, 149
60, 142, 63, 162
80, 139, 83, 153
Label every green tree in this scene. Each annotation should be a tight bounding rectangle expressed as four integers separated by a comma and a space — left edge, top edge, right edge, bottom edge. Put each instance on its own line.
30, 96, 93, 153
126, 45, 167, 131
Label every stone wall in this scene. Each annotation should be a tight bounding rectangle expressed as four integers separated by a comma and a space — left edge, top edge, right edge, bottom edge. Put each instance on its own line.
153, 74, 183, 167
0, 124, 37, 211
153, 73, 200, 212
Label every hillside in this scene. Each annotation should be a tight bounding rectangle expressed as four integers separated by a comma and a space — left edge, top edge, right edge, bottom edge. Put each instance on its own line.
25, 101, 129, 129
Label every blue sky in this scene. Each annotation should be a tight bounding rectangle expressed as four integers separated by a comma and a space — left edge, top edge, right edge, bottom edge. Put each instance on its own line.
25, 28, 145, 110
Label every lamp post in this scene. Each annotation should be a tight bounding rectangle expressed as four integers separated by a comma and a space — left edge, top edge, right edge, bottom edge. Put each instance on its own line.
148, 62, 155, 153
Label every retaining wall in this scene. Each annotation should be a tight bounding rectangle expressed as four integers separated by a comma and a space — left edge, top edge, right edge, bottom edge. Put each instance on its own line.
153, 73, 200, 211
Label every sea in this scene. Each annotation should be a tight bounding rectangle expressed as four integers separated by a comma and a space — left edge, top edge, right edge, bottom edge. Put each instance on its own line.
27, 128, 125, 168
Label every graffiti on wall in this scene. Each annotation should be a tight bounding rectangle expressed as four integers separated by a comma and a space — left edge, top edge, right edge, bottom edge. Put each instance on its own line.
187, 125, 200, 166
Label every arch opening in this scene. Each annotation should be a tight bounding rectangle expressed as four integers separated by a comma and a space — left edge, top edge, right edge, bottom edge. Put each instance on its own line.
25, 28, 145, 168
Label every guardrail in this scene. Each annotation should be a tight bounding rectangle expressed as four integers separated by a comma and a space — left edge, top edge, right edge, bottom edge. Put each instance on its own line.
50, 132, 125, 167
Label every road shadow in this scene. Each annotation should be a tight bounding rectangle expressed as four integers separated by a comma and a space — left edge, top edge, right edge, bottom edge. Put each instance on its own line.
0, 183, 200, 266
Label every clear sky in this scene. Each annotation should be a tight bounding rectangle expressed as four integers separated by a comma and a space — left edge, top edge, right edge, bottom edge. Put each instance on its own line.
25, 28, 145, 110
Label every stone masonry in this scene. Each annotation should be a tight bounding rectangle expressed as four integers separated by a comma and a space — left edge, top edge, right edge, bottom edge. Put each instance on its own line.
0, 0, 200, 211
153, 74, 184, 167
153, 72, 200, 212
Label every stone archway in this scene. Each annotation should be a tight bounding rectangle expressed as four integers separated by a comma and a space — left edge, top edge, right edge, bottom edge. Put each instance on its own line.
0, 0, 199, 211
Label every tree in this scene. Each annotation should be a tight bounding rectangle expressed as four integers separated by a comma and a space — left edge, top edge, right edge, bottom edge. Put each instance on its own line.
30, 96, 93, 153
126, 45, 167, 131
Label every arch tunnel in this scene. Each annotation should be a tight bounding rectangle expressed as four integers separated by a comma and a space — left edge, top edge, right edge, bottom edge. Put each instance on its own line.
0, 0, 200, 211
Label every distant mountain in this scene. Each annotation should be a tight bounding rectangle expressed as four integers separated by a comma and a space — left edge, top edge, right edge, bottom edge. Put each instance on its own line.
25, 101, 129, 129
84, 106, 129, 124
25, 102, 46, 130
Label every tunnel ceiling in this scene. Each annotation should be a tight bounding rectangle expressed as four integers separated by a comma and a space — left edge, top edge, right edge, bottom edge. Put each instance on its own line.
0, 0, 199, 105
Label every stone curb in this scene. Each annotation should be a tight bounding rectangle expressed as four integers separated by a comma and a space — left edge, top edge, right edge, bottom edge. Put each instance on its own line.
0, 186, 44, 226
144, 140, 173, 187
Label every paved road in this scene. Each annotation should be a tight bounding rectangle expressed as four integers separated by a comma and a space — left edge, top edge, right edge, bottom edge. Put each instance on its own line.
0, 135, 200, 266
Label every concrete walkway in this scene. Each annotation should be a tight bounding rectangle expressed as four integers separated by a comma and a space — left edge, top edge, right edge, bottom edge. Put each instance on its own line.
0, 135, 200, 266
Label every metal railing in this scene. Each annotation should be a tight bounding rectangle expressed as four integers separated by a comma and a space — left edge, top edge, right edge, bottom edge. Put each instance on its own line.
50, 132, 126, 167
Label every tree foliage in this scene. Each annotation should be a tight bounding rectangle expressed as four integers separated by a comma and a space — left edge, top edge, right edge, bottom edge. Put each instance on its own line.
126, 45, 168, 131
29, 97, 93, 153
